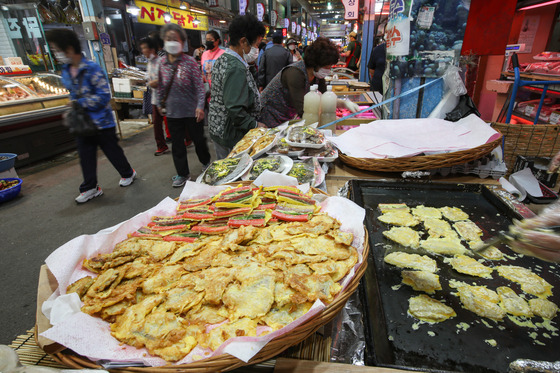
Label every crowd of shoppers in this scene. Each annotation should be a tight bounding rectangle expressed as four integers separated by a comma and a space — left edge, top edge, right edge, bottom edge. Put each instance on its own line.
45, 15, 361, 202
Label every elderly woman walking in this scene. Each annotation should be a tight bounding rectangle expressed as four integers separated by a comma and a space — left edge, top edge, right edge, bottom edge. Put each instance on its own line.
157, 24, 211, 187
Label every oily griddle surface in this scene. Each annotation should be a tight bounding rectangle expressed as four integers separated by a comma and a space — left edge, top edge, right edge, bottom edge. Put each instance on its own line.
349, 180, 560, 373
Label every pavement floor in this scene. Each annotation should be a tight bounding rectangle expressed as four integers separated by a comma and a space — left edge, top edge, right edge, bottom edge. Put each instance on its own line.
0, 121, 215, 345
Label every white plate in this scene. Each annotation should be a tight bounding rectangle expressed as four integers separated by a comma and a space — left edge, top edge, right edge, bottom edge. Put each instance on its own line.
285, 126, 327, 149
299, 143, 339, 163
197, 153, 253, 185
267, 145, 305, 158
249, 134, 279, 159
241, 155, 293, 181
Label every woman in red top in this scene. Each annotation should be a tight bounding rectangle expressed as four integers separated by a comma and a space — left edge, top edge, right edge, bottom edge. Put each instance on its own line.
201, 30, 225, 89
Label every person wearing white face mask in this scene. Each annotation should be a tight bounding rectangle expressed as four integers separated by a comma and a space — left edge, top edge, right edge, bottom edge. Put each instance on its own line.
259, 37, 360, 128
157, 23, 211, 188
208, 14, 267, 160
286, 38, 302, 63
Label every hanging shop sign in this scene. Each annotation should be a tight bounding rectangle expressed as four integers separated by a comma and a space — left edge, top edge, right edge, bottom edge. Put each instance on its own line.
282, 28, 287, 37
256, 3, 265, 21
283, 18, 289, 28
302, 27, 306, 38
320, 24, 345, 38
239, 0, 248, 15
341, 0, 358, 20
135, 0, 208, 30
291, 21, 296, 34
313, 25, 317, 33
296, 24, 301, 35
208, 0, 219, 7
4, 16, 42, 39
99, 32, 111, 45
271, 10, 278, 27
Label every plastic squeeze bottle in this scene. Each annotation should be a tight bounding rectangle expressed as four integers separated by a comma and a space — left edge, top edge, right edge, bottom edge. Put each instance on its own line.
301, 85, 321, 125
320, 85, 337, 127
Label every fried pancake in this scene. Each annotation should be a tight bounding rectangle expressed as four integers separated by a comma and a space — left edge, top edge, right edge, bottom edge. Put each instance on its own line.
440, 206, 469, 221
286, 272, 342, 303
141, 265, 185, 294
455, 284, 505, 321
401, 270, 441, 294
497, 286, 532, 317
529, 298, 558, 319
496, 266, 553, 298
262, 302, 313, 330
383, 226, 421, 248
378, 210, 420, 227
408, 294, 456, 322
378, 203, 409, 213
203, 317, 257, 351
411, 205, 442, 220
468, 241, 504, 260
423, 218, 458, 239
66, 276, 94, 298
186, 303, 228, 324
453, 220, 483, 242
384, 252, 438, 273
446, 255, 493, 278
420, 237, 467, 255
289, 235, 351, 260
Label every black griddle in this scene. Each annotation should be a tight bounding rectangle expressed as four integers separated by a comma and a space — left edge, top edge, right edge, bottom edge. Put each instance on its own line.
348, 180, 560, 373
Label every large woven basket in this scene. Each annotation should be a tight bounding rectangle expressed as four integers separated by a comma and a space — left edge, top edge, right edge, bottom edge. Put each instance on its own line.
46, 183, 370, 372
491, 122, 560, 173
338, 134, 503, 172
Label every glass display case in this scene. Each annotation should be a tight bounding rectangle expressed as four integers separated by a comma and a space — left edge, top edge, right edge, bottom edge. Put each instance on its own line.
0, 73, 69, 118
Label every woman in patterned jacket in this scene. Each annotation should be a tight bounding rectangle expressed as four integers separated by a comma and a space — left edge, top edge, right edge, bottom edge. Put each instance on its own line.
46, 29, 136, 204
208, 15, 267, 160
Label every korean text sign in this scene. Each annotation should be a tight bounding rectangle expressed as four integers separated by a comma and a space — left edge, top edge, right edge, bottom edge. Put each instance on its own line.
135, 0, 208, 31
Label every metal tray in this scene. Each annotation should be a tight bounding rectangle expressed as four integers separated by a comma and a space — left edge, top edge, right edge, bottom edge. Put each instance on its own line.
348, 180, 560, 373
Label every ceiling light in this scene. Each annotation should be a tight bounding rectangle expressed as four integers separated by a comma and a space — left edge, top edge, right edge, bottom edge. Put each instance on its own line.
1, 5, 9, 11
219, 19, 226, 23
327, 2, 332, 9
105, 16, 111, 24
163, 7, 172, 22
190, 8, 206, 14
179, 1, 187, 9
193, 16, 201, 25
519, 0, 560, 10
126, 3, 140, 15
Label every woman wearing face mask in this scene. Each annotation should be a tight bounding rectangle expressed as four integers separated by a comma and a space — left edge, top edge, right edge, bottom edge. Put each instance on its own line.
208, 14, 266, 160
201, 30, 224, 90
286, 38, 302, 63
259, 37, 359, 128
157, 23, 211, 188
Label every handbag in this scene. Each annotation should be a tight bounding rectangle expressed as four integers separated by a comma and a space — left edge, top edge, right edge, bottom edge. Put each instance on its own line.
63, 73, 98, 136
159, 60, 180, 115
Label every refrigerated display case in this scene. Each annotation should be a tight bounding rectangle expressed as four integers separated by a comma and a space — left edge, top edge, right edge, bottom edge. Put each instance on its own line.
0, 72, 75, 167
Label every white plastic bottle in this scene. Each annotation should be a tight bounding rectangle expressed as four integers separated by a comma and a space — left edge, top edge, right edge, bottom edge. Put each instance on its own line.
302, 85, 321, 125
320, 85, 337, 126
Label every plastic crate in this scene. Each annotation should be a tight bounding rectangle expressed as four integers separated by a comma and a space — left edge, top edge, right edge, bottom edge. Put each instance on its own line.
0, 153, 17, 173
113, 92, 132, 98
0, 177, 22, 203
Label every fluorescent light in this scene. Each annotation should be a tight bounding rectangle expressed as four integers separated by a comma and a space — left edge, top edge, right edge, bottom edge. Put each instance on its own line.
127, 4, 140, 15
519, 0, 560, 10
219, 19, 226, 23
190, 8, 206, 14
106, 16, 111, 24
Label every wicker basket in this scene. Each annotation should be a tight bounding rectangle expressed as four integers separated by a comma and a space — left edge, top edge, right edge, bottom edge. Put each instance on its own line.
491, 122, 560, 173
46, 183, 370, 372
339, 134, 503, 172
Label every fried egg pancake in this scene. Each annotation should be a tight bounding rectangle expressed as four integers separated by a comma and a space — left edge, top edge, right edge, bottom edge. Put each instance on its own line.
529, 298, 558, 319
262, 302, 313, 330
496, 266, 553, 298
497, 286, 533, 317
420, 237, 468, 255
453, 220, 483, 242
446, 255, 493, 278
440, 206, 469, 221
383, 226, 421, 248
411, 205, 442, 220
455, 284, 505, 321
378, 203, 409, 213
378, 210, 420, 227
423, 218, 458, 239
408, 294, 456, 322
468, 241, 504, 260
384, 252, 438, 273
401, 270, 441, 294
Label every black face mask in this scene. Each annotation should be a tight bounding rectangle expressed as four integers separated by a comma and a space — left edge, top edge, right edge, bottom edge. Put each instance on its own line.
206, 41, 216, 50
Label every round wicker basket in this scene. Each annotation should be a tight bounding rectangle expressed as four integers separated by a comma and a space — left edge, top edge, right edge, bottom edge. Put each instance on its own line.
47, 183, 369, 372
339, 134, 503, 172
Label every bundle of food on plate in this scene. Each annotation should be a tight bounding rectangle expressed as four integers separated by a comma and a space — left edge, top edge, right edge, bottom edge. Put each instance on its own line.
299, 142, 338, 162
198, 153, 252, 185
65, 185, 360, 363
244, 155, 292, 180
268, 138, 305, 157
249, 132, 277, 158
228, 127, 267, 158
287, 158, 323, 186
286, 125, 325, 147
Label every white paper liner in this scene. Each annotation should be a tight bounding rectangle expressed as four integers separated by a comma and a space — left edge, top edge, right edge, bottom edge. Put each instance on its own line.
40, 183, 366, 367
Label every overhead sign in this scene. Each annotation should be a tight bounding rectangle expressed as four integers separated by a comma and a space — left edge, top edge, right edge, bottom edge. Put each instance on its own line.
239, 0, 248, 15
291, 21, 296, 34
99, 32, 111, 45
256, 3, 265, 21
341, 0, 358, 19
271, 10, 278, 27
135, 0, 208, 30
208, 0, 218, 7
319, 24, 345, 38
283, 18, 289, 28
302, 27, 306, 37
296, 24, 301, 35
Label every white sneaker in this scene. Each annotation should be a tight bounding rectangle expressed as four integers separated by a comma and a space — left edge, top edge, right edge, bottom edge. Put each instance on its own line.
119, 169, 137, 187
75, 186, 103, 203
